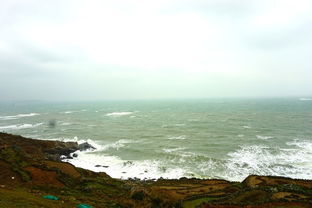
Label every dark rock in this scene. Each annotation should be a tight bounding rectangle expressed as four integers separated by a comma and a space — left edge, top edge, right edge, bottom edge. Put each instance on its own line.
95, 165, 101, 167
73, 153, 78, 157
102, 165, 109, 168
78, 142, 96, 151
45, 142, 79, 161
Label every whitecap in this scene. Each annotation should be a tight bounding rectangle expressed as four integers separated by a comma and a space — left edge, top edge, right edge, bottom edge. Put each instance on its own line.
242, 125, 251, 129
175, 123, 186, 127
63, 111, 75, 114
53, 137, 135, 152
0, 123, 43, 130
60, 122, 71, 126
167, 135, 186, 140
256, 135, 274, 140
52, 136, 103, 150
106, 112, 133, 117
224, 140, 312, 181
101, 139, 135, 151
64, 153, 186, 180
0, 113, 40, 120
163, 147, 186, 153
286, 139, 312, 151
299, 98, 312, 101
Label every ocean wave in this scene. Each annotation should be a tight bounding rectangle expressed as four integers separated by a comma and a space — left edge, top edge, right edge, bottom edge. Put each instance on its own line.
64, 111, 74, 114
0, 113, 40, 120
224, 139, 312, 181
167, 135, 186, 140
64, 154, 186, 180
61, 111, 79, 114
256, 135, 274, 140
286, 139, 312, 151
106, 112, 134, 117
61, 136, 312, 181
101, 139, 135, 151
162, 147, 186, 153
299, 98, 312, 101
52, 136, 103, 150
60, 122, 71, 126
53, 136, 135, 152
0, 123, 43, 130
61, 137, 187, 179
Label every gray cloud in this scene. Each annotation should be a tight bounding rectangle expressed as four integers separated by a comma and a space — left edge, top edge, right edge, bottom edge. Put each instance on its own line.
0, 0, 312, 101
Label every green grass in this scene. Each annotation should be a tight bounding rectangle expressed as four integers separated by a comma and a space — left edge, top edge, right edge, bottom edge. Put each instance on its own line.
0, 188, 74, 208
182, 197, 218, 208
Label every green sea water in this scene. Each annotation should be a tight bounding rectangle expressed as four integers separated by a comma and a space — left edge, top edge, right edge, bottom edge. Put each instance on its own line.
1, 98, 312, 181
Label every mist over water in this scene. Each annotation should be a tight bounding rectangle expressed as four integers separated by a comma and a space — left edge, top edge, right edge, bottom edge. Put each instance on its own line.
0, 98, 312, 181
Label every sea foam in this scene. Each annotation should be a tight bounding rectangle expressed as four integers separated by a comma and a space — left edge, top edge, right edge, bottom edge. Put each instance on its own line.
106, 112, 134, 117
61, 134, 312, 182
224, 139, 312, 181
0, 113, 40, 120
167, 135, 186, 140
256, 135, 274, 140
64, 153, 186, 180
299, 98, 312, 101
0, 123, 43, 130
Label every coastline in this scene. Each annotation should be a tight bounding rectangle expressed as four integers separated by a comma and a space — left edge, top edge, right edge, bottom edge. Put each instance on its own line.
0, 132, 312, 208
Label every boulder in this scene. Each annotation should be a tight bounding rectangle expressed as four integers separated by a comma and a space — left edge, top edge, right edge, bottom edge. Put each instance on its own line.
78, 142, 96, 151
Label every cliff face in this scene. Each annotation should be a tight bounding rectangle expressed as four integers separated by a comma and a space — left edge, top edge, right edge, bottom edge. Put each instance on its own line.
0, 132, 312, 208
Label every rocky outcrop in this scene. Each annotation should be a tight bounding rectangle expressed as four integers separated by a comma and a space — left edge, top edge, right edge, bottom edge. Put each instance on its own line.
78, 142, 96, 151
0, 132, 95, 161
0, 132, 312, 208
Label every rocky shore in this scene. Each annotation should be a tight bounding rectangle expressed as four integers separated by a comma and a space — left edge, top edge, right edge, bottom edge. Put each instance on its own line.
0, 132, 312, 208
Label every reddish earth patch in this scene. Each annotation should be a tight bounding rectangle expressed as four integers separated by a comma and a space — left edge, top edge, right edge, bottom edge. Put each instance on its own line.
0, 160, 22, 186
244, 175, 312, 189
24, 166, 64, 187
44, 161, 81, 178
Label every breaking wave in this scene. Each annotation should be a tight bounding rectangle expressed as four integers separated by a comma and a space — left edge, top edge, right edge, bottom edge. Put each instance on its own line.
0, 123, 43, 130
0, 113, 40, 120
63, 137, 312, 181
299, 98, 312, 101
223, 139, 312, 181
256, 135, 274, 140
168, 135, 186, 140
106, 112, 134, 117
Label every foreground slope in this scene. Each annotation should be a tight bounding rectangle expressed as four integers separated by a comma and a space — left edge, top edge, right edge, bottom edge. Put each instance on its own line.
0, 132, 311, 208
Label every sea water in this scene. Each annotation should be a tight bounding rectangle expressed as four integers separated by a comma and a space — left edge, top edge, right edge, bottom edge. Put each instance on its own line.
0, 98, 312, 181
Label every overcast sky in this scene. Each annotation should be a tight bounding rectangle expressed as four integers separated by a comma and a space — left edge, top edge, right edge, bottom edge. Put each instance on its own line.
0, 0, 312, 101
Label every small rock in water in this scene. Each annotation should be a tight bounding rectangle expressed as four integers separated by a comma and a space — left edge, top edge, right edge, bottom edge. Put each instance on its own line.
95, 165, 101, 167
102, 165, 109, 168
73, 153, 78, 157
78, 142, 96, 151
